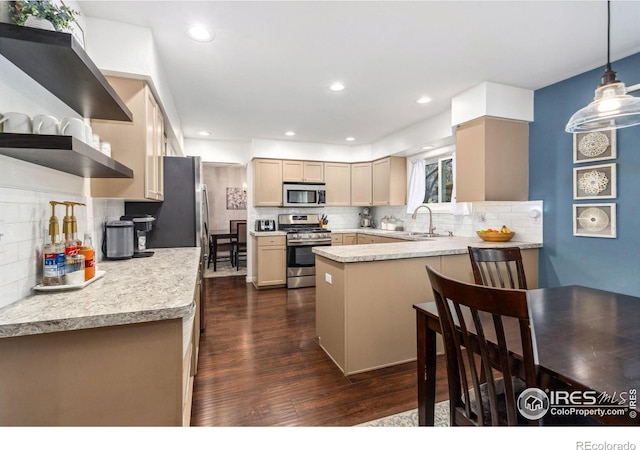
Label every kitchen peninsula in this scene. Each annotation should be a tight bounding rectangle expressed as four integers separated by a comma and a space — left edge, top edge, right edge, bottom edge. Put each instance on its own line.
313, 234, 541, 375
0, 247, 201, 426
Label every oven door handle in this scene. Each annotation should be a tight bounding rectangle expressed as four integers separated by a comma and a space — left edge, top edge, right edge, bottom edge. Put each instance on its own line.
287, 240, 332, 246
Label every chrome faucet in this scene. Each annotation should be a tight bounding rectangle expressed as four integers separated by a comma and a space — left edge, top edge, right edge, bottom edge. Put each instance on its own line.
411, 204, 436, 236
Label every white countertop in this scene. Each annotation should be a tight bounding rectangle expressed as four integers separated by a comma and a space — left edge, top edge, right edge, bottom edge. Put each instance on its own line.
313, 234, 542, 263
0, 247, 201, 338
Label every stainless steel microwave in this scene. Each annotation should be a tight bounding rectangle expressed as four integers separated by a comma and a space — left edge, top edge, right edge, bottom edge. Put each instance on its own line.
282, 182, 326, 207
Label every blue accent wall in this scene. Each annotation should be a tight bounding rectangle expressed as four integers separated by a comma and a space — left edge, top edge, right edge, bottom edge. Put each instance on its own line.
530, 52, 640, 296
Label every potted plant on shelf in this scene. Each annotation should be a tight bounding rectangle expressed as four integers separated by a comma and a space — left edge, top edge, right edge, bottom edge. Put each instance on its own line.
10, 0, 79, 32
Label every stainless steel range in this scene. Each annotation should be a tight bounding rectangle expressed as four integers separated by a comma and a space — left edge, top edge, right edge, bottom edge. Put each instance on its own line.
278, 214, 331, 288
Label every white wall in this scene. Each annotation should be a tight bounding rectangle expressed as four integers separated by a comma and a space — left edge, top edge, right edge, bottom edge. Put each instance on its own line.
371, 109, 455, 159
84, 17, 184, 155
186, 139, 252, 163
203, 163, 247, 231
0, 155, 124, 309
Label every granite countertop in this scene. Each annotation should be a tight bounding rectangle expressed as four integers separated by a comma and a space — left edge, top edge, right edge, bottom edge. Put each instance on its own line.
249, 230, 287, 237
0, 247, 201, 338
313, 235, 542, 263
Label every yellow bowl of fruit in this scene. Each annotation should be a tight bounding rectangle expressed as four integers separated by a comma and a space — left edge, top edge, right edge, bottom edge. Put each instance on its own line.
477, 226, 515, 242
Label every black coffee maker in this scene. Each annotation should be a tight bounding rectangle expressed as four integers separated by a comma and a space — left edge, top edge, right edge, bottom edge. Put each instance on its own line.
120, 214, 156, 258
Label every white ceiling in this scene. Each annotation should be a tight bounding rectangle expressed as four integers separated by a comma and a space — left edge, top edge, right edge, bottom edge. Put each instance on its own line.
77, 1, 640, 147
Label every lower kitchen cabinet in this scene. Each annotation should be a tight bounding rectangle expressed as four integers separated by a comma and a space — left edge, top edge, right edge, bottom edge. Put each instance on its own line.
0, 316, 195, 426
342, 233, 357, 245
357, 233, 375, 244
252, 235, 287, 288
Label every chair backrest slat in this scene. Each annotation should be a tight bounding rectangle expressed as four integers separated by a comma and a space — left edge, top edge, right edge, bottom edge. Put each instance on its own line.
237, 221, 247, 244
468, 246, 528, 290
426, 265, 539, 426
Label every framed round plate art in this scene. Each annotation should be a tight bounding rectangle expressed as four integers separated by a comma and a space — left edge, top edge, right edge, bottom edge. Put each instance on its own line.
573, 203, 616, 238
573, 129, 616, 164
573, 163, 616, 200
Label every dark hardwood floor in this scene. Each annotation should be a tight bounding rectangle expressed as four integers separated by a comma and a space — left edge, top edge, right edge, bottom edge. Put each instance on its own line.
190, 276, 449, 426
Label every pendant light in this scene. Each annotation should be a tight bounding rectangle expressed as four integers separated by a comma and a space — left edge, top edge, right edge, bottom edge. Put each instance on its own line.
565, 1, 640, 133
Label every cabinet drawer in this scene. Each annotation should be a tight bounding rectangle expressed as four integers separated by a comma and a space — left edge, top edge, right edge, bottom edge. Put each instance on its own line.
257, 235, 286, 247
331, 234, 343, 245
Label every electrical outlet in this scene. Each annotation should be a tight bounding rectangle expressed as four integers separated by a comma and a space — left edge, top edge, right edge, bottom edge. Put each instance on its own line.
325, 273, 332, 284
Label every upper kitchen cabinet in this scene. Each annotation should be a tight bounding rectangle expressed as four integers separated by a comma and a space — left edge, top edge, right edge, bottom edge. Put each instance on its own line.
324, 162, 351, 206
253, 158, 283, 206
350, 162, 372, 206
455, 116, 529, 202
282, 160, 324, 182
91, 77, 165, 201
372, 156, 406, 206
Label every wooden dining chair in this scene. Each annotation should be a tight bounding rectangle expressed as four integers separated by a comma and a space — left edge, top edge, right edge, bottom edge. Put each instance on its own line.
426, 264, 539, 426
229, 220, 247, 267
467, 246, 528, 289
233, 221, 247, 270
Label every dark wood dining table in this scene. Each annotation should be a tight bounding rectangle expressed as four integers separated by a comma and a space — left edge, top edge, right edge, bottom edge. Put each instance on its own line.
210, 230, 235, 271
414, 285, 640, 426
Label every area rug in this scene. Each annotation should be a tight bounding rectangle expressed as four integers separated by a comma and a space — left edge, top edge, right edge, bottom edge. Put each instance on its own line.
204, 261, 247, 278
357, 401, 450, 427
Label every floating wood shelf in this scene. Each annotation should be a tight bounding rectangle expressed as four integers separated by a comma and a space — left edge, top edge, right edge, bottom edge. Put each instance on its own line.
0, 23, 133, 122
0, 133, 134, 178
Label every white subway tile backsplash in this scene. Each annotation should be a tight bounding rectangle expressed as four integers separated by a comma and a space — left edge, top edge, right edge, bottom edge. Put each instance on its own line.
0, 283, 18, 310
0, 182, 123, 309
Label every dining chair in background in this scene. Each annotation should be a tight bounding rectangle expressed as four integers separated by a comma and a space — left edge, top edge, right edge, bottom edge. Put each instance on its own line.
233, 221, 247, 270
467, 246, 528, 289
229, 220, 246, 267
206, 222, 234, 270
426, 264, 539, 426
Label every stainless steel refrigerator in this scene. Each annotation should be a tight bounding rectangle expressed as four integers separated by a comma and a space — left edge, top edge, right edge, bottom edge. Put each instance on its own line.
125, 156, 210, 250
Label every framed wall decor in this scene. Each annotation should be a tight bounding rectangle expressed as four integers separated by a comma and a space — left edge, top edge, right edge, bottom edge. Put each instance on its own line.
226, 187, 247, 210
573, 128, 616, 164
573, 163, 616, 200
573, 203, 616, 238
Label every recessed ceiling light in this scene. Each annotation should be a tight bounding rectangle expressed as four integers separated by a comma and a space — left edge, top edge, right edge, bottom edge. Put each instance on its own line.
345, 137, 355, 142
416, 96, 432, 104
329, 82, 345, 92
197, 131, 211, 136
422, 145, 435, 150
188, 25, 215, 42
285, 131, 296, 136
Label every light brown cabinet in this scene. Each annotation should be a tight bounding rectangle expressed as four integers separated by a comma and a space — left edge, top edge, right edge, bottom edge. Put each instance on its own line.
253, 235, 287, 288
342, 233, 357, 245
315, 248, 539, 375
253, 159, 283, 206
91, 76, 165, 201
455, 116, 529, 202
324, 162, 351, 206
356, 233, 404, 244
350, 162, 372, 206
372, 156, 406, 206
283, 160, 324, 182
